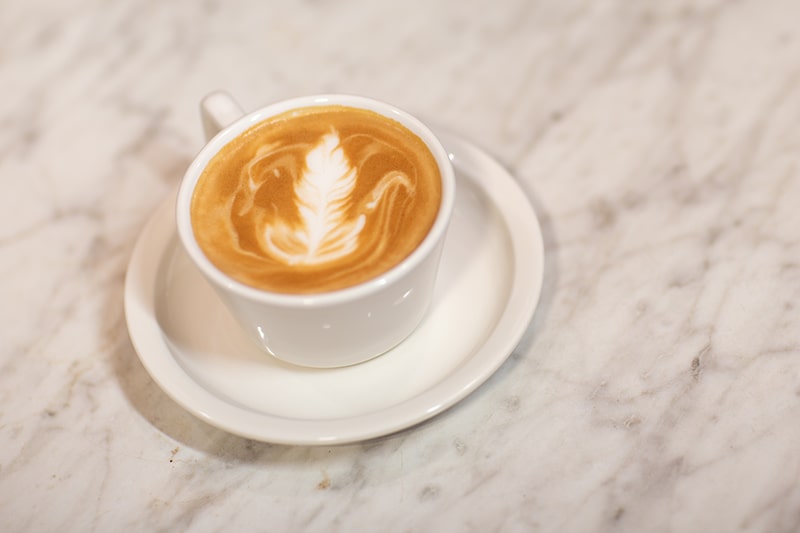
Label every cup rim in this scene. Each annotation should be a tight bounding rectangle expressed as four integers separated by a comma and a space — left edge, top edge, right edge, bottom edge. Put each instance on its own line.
176, 93, 456, 309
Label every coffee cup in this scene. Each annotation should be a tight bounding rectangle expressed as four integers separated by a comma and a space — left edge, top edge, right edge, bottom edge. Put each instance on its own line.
176, 92, 456, 368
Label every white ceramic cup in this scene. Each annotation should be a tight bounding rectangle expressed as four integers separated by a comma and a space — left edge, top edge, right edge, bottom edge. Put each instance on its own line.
176, 92, 456, 368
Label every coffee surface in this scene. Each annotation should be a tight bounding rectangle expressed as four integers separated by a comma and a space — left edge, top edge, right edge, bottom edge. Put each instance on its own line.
191, 105, 442, 294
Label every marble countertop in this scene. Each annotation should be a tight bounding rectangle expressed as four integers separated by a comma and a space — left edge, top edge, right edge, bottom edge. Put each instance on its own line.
2, 0, 799, 531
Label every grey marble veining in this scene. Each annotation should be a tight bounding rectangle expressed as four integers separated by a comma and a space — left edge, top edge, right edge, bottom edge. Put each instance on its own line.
1, 0, 799, 531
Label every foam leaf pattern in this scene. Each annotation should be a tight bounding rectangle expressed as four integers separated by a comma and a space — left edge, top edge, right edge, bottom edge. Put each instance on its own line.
258, 130, 407, 266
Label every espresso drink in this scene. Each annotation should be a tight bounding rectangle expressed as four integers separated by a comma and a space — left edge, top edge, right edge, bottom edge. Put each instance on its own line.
190, 105, 442, 294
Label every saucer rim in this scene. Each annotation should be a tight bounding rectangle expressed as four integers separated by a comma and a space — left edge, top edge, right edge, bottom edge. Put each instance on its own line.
123, 128, 544, 445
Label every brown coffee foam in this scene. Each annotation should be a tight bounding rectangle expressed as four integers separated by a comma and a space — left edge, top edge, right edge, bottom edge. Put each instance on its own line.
191, 105, 442, 294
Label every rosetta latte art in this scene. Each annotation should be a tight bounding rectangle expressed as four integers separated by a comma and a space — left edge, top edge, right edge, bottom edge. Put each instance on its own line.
245, 131, 412, 266
191, 105, 442, 294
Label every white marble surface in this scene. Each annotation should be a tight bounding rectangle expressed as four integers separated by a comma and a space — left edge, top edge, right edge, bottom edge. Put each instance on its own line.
2, 0, 800, 530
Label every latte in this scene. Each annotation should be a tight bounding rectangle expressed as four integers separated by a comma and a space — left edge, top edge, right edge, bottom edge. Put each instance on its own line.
190, 104, 442, 294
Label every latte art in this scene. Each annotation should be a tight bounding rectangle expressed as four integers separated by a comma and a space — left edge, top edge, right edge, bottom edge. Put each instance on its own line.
255, 130, 411, 266
191, 105, 442, 294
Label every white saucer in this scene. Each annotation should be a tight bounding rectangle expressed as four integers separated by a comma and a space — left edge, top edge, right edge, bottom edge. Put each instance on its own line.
123, 130, 544, 445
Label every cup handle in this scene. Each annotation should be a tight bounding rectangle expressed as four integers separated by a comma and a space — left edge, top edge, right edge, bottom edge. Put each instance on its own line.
200, 91, 245, 141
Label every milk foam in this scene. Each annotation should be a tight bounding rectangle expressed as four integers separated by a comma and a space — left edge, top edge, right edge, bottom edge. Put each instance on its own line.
263, 131, 364, 265
251, 130, 412, 267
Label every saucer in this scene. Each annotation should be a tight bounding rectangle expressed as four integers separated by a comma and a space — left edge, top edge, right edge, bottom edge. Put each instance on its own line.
123, 129, 544, 445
